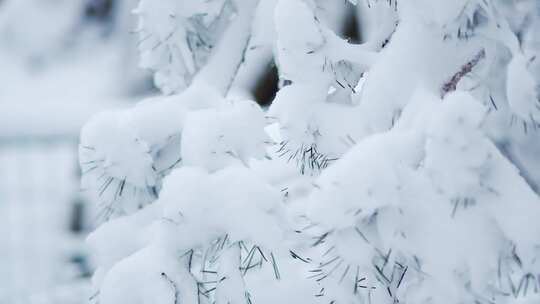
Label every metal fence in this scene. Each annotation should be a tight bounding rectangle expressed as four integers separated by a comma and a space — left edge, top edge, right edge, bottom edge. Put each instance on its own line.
0, 136, 92, 304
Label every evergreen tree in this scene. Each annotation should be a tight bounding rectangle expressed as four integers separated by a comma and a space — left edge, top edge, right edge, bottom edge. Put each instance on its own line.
80, 1, 540, 303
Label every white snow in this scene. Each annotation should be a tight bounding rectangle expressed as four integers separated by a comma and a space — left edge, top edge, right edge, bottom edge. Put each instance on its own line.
78, 1, 540, 304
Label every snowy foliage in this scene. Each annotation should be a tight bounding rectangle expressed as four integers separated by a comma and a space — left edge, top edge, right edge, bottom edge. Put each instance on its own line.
80, 0, 540, 303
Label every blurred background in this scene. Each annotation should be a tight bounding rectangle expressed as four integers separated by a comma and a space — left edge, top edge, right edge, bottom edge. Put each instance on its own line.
0, 0, 155, 303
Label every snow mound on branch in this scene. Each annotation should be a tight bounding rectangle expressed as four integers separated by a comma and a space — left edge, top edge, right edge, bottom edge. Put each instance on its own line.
155, 166, 286, 251
98, 245, 198, 304
79, 83, 222, 216
506, 53, 540, 123
403, 0, 470, 27
270, 0, 379, 174
181, 99, 269, 171
87, 202, 161, 284
134, 0, 232, 94
81, 110, 156, 189
303, 90, 540, 303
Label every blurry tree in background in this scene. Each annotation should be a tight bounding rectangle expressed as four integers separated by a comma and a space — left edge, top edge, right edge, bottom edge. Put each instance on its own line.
84, 0, 115, 22
0, 0, 154, 97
